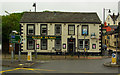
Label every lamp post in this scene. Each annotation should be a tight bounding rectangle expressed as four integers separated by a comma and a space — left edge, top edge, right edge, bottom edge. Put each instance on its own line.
103, 8, 111, 24
77, 25, 79, 58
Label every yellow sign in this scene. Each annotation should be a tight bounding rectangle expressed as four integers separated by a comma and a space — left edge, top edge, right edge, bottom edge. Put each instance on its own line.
111, 53, 116, 64
28, 56, 30, 61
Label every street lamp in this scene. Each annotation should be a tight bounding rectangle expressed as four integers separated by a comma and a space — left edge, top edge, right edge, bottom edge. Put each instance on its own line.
103, 8, 111, 24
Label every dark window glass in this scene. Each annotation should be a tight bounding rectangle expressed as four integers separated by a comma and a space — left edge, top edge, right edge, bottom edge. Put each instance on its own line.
27, 40, 35, 50
41, 39, 47, 50
79, 39, 83, 49
55, 24, 61, 35
78, 39, 89, 50
41, 24, 47, 35
92, 44, 96, 49
85, 39, 89, 50
55, 39, 61, 50
82, 25, 88, 35
27, 24, 34, 35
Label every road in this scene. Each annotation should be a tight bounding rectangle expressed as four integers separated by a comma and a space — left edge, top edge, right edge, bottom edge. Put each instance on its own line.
1, 58, 120, 74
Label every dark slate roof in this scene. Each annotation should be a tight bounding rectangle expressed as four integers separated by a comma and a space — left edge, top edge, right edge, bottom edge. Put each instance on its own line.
20, 12, 101, 24
106, 31, 116, 35
109, 25, 118, 29
110, 14, 119, 21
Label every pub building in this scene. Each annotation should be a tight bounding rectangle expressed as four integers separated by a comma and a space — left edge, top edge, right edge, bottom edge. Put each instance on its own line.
20, 12, 102, 55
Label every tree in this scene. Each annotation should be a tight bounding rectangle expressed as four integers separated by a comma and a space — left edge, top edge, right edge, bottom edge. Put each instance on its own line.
2, 12, 24, 53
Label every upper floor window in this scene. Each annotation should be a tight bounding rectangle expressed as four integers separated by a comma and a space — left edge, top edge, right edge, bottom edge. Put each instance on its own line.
55, 24, 61, 35
41, 24, 47, 35
27, 24, 35, 35
82, 25, 88, 35
68, 25, 75, 35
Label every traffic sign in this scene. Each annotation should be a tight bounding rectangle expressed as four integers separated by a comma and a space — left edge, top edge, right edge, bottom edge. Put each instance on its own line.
10, 35, 21, 44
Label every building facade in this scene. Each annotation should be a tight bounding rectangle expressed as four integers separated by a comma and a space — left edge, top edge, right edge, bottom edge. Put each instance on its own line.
105, 13, 120, 26
20, 12, 101, 54
119, 1, 120, 14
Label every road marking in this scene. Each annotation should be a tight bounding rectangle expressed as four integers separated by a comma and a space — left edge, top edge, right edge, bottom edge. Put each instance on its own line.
0, 68, 56, 73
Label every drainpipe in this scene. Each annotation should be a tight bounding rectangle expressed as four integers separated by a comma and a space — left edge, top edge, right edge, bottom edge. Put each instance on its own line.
77, 25, 79, 58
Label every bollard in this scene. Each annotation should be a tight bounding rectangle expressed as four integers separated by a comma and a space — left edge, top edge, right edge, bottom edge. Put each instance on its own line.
27, 52, 32, 62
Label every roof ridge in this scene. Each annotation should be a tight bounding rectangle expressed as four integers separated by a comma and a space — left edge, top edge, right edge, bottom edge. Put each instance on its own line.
24, 12, 97, 14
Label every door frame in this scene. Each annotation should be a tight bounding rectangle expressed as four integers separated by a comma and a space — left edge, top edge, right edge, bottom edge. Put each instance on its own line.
67, 38, 76, 53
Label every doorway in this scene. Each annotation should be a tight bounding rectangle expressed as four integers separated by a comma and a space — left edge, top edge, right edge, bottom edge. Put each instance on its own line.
67, 38, 75, 54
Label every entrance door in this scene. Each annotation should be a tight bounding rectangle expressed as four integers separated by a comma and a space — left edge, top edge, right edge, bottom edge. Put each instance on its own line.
67, 38, 75, 54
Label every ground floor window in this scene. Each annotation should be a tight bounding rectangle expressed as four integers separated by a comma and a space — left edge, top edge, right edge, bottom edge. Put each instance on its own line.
78, 39, 89, 50
41, 39, 47, 50
92, 44, 96, 49
55, 39, 61, 50
27, 39, 35, 50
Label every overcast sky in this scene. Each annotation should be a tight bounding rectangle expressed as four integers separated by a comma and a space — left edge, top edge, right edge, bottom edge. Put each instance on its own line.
0, 0, 120, 22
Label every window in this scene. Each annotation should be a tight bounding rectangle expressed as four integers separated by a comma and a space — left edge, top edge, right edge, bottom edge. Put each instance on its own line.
27, 24, 35, 35
41, 24, 47, 35
82, 25, 88, 35
68, 25, 75, 35
79, 39, 84, 49
85, 39, 89, 50
55, 24, 61, 35
55, 39, 61, 50
41, 39, 47, 50
114, 35, 118, 38
92, 44, 96, 49
78, 39, 89, 50
27, 40, 35, 50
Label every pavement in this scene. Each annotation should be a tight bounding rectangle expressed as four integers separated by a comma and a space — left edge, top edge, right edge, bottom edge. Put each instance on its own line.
2, 59, 35, 68
103, 62, 120, 67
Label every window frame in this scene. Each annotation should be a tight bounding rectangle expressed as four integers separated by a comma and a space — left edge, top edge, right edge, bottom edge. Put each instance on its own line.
41, 39, 47, 50
55, 24, 62, 35
82, 25, 89, 35
92, 44, 96, 49
27, 39, 35, 50
27, 24, 35, 35
68, 25, 75, 35
55, 39, 61, 50
78, 39, 89, 50
40, 24, 47, 35
78, 39, 84, 50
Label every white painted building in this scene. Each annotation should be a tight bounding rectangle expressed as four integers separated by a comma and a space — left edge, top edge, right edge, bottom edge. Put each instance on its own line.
20, 12, 102, 54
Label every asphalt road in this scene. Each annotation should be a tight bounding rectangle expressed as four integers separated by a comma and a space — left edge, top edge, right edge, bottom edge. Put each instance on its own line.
1, 58, 120, 74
